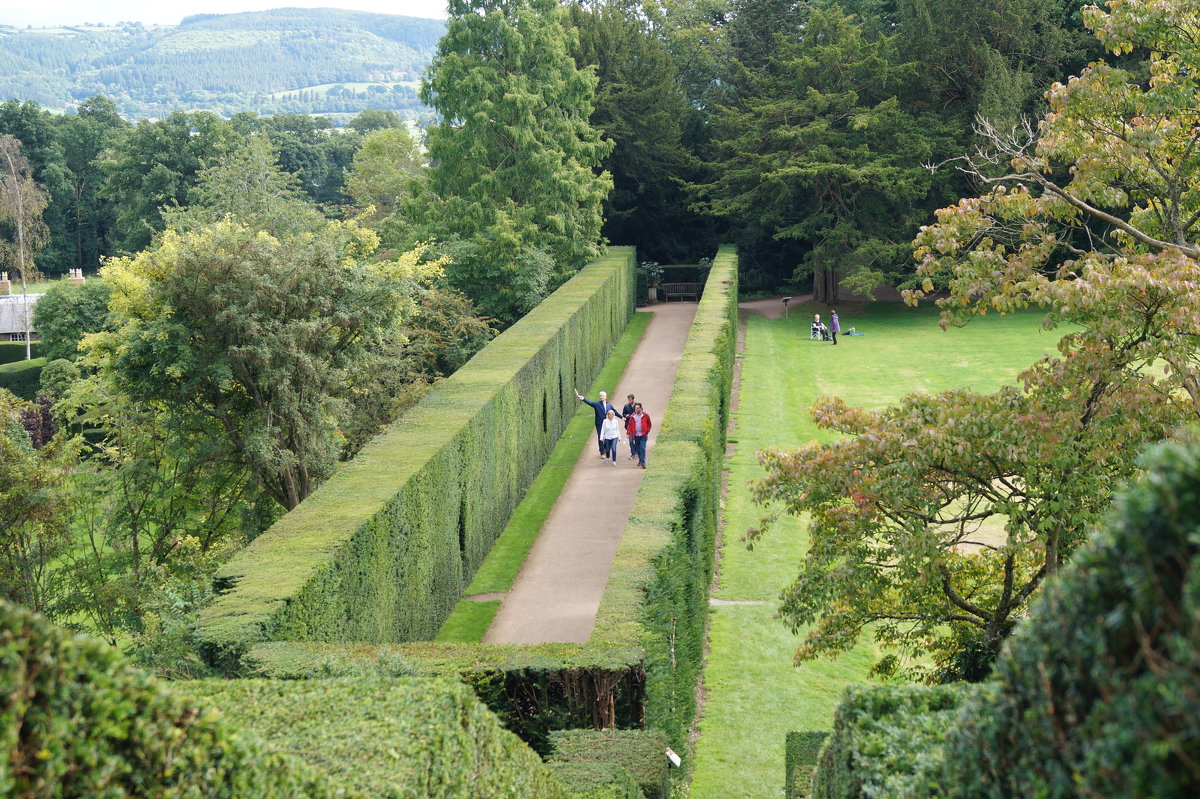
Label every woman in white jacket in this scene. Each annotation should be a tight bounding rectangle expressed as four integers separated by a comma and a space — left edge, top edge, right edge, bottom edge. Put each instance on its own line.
599, 409, 623, 466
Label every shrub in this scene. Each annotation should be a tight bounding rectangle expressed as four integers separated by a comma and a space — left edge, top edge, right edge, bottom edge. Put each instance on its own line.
185, 676, 570, 799
548, 763, 645, 799
810, 683, 974, 799
198, 249, 635, 668
0, 601, 335, 798
549, 729, 669, 799
30, 279, 112, 362
785, 731, 828, 799
934, 438, 1200, 798
0, 358, 46, 400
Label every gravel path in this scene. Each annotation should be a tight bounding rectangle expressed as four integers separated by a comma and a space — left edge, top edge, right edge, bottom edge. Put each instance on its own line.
484, 302, 699, 644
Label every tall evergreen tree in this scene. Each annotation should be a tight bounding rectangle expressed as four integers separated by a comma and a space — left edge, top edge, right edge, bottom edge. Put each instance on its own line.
414, 0, 614, 324
567, 1, 715, 263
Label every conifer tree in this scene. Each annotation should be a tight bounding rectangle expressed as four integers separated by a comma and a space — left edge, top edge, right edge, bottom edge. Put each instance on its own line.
415, 0, 614, 324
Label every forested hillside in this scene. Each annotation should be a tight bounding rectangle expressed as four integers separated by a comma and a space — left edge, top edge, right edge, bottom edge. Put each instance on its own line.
0, 8, 443, 120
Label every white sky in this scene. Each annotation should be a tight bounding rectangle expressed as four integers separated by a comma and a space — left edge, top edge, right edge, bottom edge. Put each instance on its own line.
2, 1, 448, 28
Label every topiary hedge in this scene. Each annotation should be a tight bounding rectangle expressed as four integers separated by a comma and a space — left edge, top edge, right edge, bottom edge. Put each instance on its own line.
930, 438, 1200, 799
183, 676, 570, 799
0, 600, 335, 798
548, 729, 670, 799
548, 763, 644, 799
785, 732, 828, 799
810, 683, 974, 799
0, 341, 43, 364
198, 249, 635, 669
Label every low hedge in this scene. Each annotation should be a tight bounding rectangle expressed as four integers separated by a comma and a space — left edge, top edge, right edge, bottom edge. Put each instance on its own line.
0, 341, 42, 364
932, 438, 1200, 799
549, 729, 670, 799
811, 683, 974, 799
198, 250, 635, 669
548, 763, 644, 799
184, 676, 569, 798
245, 640, 646, 753
0, 357, 46, 400
0, 601, 335, 798
785, 732, 829, 799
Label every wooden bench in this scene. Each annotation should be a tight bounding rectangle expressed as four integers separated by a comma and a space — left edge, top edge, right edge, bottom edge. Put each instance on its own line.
659, 282, 702, 302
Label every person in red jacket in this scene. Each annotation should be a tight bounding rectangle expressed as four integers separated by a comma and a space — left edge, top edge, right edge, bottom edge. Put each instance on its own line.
624, 402, 652, 469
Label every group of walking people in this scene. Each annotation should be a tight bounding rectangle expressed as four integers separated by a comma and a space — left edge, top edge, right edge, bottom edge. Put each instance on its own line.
574, 390, 653, 468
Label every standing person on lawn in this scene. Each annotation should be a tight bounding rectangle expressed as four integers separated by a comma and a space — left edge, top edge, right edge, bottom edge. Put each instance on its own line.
625, 402, 652, 469
621, 393, 637, 459
600, 409, 624, 466
829, 310, 841, 345
576, 389, 622, 457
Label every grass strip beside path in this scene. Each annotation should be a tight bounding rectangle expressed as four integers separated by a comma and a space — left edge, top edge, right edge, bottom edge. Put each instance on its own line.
689, 302, 1062, 799
435, 311, 652, 643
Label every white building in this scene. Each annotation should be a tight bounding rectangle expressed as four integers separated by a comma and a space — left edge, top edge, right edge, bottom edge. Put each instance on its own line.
0, 293, 43, 342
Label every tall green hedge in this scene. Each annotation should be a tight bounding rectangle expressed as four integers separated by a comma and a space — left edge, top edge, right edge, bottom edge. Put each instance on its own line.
0, 601, 335, 798
810, 683, 973, 799
590, 244, 738, 758
0, 341, 43, 364
548, 763, 644, 799
931, 438, 1200, 799
184, 676, 570, 799
232, 247, 738, 768
198, 249, 635, 668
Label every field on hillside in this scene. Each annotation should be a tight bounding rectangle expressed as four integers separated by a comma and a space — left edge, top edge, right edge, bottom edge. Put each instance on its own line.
689, 301, 1064, 799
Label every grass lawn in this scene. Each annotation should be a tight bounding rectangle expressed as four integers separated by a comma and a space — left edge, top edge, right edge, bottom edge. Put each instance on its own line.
434, 312, 652, 643
688, 300, 1063, 799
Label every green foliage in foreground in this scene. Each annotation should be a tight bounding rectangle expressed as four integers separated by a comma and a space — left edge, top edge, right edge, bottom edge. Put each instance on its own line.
811, 683, 973, 799
549, 729, 669, 799
811, 437, 1200, 798
931, 438, 1200, 798
0, 601, 334, 798
0, 357, 46, 400
184, 676, 569, 799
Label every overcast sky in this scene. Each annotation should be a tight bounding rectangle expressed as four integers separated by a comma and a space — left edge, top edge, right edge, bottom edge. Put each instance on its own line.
3, 1, 448, 28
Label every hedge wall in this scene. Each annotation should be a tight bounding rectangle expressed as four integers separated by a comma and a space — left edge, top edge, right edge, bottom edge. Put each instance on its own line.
184, 676, 570, 799
785, 732, 828, 799
0, 341, 42, 364
810, 683, 974, 799
589, 244, 737, 758
548, 729, 670, 799
237, 246, 738, 766
548, 763, 644, 799
932, 438, 1200, 799
198, 249, 636, 667
0, 601, 335, 798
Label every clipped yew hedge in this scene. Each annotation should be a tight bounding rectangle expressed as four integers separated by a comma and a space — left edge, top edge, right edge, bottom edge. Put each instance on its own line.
811, 683, 973, 799
198, 250, 635, 668
548, 763, 644, 799
184, 676, 570, 799
230, 247, 737, 774
932, 438, 1200, 799
549, 729, 670, 799
0, 601, 334, 798
785, 732, 828, 799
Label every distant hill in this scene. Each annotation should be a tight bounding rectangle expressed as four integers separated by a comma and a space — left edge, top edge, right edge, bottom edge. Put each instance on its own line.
0, 8, 444, 121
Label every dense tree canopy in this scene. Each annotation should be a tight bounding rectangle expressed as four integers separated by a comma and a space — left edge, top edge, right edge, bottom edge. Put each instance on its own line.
412, 0, 614, 324
753, 0, 1200, 679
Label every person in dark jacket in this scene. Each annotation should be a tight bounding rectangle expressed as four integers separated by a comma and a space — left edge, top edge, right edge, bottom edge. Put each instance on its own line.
830, 310, 841, 345
622, 394, 637, 459
624, 402, 652, 469
576, 389, 622, 457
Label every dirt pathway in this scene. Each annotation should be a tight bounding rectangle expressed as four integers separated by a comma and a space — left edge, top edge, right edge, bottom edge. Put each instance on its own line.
484, 302, 699, 644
